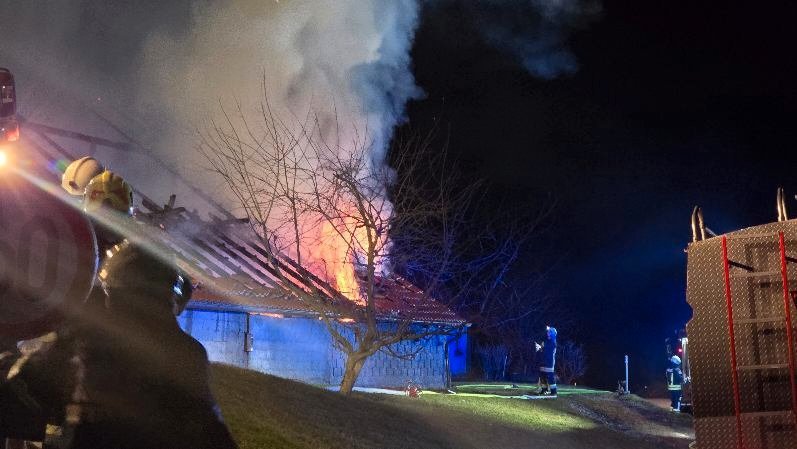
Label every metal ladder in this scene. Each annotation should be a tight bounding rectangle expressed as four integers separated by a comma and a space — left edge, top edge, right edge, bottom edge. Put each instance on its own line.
721, 232, 797, 449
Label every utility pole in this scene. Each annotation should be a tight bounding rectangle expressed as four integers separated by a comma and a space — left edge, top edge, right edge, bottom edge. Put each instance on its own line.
624, 355, 630, 394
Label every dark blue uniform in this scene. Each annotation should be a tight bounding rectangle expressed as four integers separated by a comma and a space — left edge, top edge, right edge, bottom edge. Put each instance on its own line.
538, 330, 557, 395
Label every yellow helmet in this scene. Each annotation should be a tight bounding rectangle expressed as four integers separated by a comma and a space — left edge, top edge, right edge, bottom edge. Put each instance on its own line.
83, 170, 133, 215
62, 156, 105, 195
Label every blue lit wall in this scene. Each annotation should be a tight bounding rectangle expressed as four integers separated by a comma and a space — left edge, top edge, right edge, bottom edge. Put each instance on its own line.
448, 332, 468, 377
178, 309, 451, 389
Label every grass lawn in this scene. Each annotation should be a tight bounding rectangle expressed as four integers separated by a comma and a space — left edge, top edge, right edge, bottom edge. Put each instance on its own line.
210, 364, 693, 449
450, 382, 605, 397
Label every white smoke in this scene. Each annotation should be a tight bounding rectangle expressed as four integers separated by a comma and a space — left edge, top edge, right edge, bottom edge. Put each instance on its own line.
141, 1, 422, 179
1, 0, 423, 290
138, 1, 423, 285
1, 1, 421, 208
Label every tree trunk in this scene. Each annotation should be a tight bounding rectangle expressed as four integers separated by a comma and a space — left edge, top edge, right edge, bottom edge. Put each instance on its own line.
339, 354, 367, 396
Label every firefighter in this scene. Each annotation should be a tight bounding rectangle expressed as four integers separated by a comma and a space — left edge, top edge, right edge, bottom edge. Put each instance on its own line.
535, 326, 558, 397
81, 170, 135, 251
12, 169, 222, 448
667, 355, 684, 412
6, 170, 136, 443
64, 240, 236, 449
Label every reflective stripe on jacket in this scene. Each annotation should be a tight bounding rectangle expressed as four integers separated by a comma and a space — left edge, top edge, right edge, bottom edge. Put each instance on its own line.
667, 367, 683, 391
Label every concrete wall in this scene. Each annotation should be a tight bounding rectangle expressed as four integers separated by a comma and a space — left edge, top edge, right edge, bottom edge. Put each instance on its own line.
178, 309, 450, 389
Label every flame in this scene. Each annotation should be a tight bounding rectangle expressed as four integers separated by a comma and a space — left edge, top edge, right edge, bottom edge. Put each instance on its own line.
317, 218, 366, 303
309, 202, 388, 304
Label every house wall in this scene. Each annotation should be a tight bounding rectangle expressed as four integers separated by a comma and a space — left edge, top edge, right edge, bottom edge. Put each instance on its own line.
178, 309, 450, 389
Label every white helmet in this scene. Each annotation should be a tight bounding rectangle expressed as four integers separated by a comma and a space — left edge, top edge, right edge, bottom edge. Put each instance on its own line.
61, 156, 105, 195
670, 355, 682, 365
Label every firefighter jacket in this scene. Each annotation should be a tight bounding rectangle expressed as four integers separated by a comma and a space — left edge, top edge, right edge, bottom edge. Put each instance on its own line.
539, 337, 557, 373
667, 362, 684, 391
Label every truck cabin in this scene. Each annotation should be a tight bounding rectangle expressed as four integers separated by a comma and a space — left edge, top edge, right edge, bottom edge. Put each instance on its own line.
0, 67, 19, 142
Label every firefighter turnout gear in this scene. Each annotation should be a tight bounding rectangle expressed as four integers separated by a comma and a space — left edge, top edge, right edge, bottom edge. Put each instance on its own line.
82, 170, 133, 216
16, 239, 234, 449
536, 326, 558, 396
667, 356, 684, 412
79, 240, 235, 449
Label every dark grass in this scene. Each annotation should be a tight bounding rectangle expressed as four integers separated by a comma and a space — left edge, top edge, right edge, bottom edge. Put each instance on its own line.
210, 363, 694, 449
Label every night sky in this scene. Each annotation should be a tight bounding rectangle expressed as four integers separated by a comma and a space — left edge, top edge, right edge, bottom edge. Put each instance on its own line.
407, 1, 797, 389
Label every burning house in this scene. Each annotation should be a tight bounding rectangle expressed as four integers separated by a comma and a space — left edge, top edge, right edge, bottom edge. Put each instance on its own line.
12, 117, 469, 390
164, 216, 468, 389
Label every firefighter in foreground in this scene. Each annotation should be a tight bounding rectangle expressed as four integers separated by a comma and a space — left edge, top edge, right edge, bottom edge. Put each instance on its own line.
14, 165, 237, 448
534, 326, 558, 397
67, 240, 236, 449
666, 355, 684, 412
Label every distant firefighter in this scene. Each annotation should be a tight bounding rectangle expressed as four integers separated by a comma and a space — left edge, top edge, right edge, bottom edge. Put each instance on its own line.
666, 355, 684, 412
534, 326, 558, 397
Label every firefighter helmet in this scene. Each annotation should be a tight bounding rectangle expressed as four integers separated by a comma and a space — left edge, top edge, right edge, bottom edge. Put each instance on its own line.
99, 240, 190, 315
83, 170, 133, 215
670, 355, 682, 365
62, 156, 105, 195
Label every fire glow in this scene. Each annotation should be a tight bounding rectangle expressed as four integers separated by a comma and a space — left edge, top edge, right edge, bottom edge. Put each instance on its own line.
308, 201, 388, 304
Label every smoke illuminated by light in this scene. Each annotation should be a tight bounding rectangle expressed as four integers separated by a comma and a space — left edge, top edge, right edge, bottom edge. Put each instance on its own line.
8, 164, 234, 305
3, 1, 420, 306
0, 1, 595, 305
141, 1, 420, 300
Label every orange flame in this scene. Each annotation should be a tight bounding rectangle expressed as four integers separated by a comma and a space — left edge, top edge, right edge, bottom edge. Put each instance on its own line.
307, 203, 387, 304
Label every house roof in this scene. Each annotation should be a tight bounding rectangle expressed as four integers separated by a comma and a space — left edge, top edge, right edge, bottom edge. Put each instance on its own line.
142, 210, 466, 326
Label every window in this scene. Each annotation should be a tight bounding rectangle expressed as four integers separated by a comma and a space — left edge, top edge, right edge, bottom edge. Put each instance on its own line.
1, 85, 15, 118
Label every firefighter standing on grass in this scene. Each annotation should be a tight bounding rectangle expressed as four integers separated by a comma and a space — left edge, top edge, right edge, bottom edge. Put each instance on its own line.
535, 326, 558, 397
667, 355, 684, 412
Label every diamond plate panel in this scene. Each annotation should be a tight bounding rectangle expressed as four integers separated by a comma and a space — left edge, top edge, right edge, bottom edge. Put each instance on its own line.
687, 236, 734, 417
740, 413, 797, 449
694, 417, 741, 449
734, 322, 789, 368
687, 220, 797, 449
738, 370, 793, 412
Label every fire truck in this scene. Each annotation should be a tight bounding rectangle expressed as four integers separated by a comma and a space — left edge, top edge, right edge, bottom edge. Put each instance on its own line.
0, 68, 19, 144
686, 190, 797, 449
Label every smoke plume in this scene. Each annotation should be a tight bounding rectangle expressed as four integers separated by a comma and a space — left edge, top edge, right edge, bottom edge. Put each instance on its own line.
1, 0, 596, 289
448, 0, 601, 79
1, 1, 421, 205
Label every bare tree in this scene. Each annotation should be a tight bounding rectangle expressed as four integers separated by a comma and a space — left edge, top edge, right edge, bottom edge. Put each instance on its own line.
556, 340, 587, 385
475, 344, 509, 381
196, 85, 505, 394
